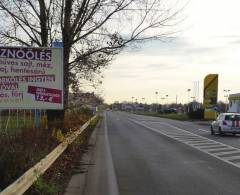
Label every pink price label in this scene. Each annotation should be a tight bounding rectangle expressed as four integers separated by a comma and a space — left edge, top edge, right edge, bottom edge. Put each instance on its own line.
28, 86, 62, 104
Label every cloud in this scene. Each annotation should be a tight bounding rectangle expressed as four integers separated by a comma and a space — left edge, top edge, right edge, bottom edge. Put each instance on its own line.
103, 35, 240, 103
100, 0, 240, 103
124, 36, 240, 59
112, 73, 138, 78
145, 63, 179, 70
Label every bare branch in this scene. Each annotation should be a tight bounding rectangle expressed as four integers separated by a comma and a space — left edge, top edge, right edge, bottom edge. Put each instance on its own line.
0, 0, 184, 108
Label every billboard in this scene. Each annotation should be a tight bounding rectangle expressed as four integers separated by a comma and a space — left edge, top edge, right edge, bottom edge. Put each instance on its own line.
0, 47, 63, 109
203, 74, 218, 108
203, 74, 218, 119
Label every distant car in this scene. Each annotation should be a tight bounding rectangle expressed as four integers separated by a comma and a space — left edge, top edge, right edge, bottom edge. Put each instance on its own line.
164, 108, 177, 114
211, 113, 240, 135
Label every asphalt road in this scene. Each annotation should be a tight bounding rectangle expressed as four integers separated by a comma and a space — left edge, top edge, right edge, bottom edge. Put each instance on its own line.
83, 111, 240, 195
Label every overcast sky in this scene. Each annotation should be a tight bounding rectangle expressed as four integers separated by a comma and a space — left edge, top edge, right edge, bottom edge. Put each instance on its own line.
101, 0, 240, 104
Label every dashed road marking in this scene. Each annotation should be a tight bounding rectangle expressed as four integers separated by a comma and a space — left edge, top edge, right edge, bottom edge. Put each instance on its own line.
192, 143, 220, 147
211, 150, 240, 156
225, 155, 240, 161
198, 128, 209, 132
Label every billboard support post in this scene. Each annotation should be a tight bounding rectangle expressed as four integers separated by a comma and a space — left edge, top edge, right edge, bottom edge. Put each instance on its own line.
23, 109, 26, 125
17, 109, 19, 128
35, 109, 39, 128
29, 110, 32, 125
0, 110, 1, 131
5, 110, 10, 134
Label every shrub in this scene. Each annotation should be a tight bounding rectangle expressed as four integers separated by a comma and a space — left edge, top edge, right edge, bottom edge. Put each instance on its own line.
63, 107, 93, 130
0, 127, 58, 190
187, 109, 204, 119
32, 177, 60, 195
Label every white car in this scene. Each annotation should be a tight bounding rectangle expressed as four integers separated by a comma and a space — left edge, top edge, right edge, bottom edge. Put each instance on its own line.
211, 113, 240, 135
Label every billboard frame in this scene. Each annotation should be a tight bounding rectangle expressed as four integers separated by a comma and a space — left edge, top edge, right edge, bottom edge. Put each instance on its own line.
0, 46, 64, 110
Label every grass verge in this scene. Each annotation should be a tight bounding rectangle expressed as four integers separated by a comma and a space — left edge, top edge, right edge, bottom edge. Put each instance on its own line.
25, 115, 101, 195
0, 108, 95, 193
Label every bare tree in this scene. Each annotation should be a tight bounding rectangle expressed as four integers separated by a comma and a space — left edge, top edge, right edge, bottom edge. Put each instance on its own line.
0, 0, 183, 120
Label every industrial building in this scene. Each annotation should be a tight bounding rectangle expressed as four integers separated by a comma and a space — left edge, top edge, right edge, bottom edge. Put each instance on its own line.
228, 93, 240, 113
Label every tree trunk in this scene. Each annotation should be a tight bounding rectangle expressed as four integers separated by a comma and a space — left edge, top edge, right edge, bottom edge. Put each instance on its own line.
46, 0, 72, 130
46, 45, 70, 130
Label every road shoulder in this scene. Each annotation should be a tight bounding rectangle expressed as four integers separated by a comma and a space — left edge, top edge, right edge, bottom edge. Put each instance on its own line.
63, 120, 100, 195
64, 113, 119, 195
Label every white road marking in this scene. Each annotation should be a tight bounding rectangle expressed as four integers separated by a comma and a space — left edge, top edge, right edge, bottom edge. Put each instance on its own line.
224, 155, 240, 161
185, 141, 211, 144
199, 145, 227, 150
198, 128, 209, 132
192, 143, 220, 147
233, 161, 240, 165
130, 119, 240, 169
217, 150, 240, 156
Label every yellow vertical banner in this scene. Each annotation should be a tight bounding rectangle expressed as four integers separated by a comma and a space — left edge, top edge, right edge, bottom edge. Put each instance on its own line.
203, 74, 218, 119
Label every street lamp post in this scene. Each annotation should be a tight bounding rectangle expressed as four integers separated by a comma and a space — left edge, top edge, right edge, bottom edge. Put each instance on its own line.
161, 97, 165, 103
191, 96, 196, 111
161, 97, 165, 112
223, 89, 231, 112
187, 89, 191, 103
166, 95, 169, 105
131, 96, 134, 112
142, 98, 145, 112
187, 89, 191, 113
155, 91, 158, 112
155, 91, 158, 104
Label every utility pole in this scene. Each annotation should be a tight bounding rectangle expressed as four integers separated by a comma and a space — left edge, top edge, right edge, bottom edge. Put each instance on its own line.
131, 96, 134, 113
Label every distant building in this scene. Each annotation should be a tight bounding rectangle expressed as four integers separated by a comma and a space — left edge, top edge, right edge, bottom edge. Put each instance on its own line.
112, 102, 122, 110
121, 103, 133, 112
68, 92, 103, 112
228, 93, 240, 113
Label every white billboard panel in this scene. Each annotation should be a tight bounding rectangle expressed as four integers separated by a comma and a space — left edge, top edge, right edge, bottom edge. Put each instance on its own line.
0, 47, 63, 109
